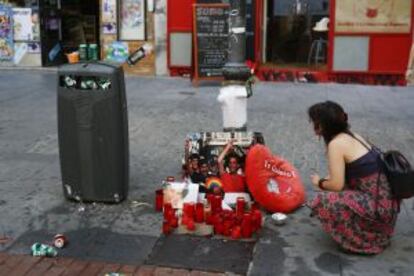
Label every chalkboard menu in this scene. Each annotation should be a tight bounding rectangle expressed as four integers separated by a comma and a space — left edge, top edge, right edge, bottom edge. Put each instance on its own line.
193, 4, 230, 81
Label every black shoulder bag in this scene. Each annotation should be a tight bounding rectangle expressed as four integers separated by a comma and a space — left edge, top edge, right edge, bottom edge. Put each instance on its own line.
380, 150, 414, 199
348, 132, 414, 200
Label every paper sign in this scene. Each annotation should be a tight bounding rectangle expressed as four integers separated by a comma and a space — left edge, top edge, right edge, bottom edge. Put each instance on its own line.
13, 8, 32, 41
163, 182, 199, 209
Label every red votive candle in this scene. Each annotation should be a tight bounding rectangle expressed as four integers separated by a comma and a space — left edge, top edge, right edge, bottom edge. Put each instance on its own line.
250, 202, 260, 212
235, 215, 243, 226
252, 210, 263, 231
170, 214, 178, 228
155, 189, 164, 212
167, 209, 175, 224
186, 218, 196, 231
241, 213, 253, 238
223, 219, 233, 236
213, 195, 222, 213
214, 216, 224, 235
181, 215, 189, 226
231, 226, 242, 240
183, 203, 189, 219
184, 202, 195, 220
163, 203, 172, 220
236, 197, 245, 217
195, 203, 204, 223
207, 194, 214, 206
205, 211, 213, 225
210, 196, 218, 214
162, 220, 171, 235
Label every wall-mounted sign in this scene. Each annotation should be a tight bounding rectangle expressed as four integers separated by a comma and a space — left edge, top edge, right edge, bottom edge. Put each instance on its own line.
119, 0, 145, 40
335, 0, 412, 33
13, 8, 33, 41
104, 41, 129, 62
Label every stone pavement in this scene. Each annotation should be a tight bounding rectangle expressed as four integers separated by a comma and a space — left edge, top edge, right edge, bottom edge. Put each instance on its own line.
0, 252, 228, 275
0, 70, 414, 275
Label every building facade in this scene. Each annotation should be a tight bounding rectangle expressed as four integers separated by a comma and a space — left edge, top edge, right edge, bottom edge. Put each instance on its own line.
1, 0, 413, 85
0, 0, 167, 75
168, 0, 414, 85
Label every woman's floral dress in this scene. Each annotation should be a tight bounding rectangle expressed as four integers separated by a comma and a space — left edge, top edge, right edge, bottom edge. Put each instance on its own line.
310, 150, 400, 254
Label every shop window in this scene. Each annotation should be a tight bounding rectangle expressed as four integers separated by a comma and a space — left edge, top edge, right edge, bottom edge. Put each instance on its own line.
333, 36, 369, 72
266, 0, 329, 68
170, 32, 192, 67
1, 0, 41, 66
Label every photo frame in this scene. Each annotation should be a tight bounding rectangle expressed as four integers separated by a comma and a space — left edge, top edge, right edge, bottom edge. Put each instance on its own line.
102, 0, 117, 34
119, 0, 145, 40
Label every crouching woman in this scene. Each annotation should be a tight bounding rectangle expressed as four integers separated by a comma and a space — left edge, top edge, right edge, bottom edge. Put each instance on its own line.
308, 101, 399, 254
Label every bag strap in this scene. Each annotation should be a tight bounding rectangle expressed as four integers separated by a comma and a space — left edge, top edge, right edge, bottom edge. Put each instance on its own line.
344, 130, 372, 151
345, 130, 385, 154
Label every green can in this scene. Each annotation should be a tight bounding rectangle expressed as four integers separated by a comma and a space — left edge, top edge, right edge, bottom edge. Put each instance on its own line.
79, 44, 88, 61
88, 44, 99, 61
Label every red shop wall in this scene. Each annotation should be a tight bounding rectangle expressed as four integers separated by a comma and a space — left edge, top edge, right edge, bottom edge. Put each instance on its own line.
168, 0, 194, 30
330, 0, 414, 75
370, 35, 412, 73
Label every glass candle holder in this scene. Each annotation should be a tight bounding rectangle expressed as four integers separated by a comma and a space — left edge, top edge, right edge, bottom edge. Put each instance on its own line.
186, 218, 196, 231
241, 213, 253, 238
214, 216, 224, 235
155, 189, 163, 212
236, 197, 245, 217
163, 203, 172, 220
195, 203, 204, 223
213, 195, 222, 213
231, 226, 242, 240
162, 220, 171, 235
252, 210, 263, 232
170, 214, 179, 228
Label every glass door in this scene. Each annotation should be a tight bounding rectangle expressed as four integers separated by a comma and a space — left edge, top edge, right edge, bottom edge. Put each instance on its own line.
266, 0, 330, 68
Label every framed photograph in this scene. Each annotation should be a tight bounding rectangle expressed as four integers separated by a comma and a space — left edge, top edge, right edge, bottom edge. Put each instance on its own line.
119, 0, 145, 40
102, 0, 117, 34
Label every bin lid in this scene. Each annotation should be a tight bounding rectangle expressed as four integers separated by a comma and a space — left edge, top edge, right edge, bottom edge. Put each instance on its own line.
58, 62, 122, 76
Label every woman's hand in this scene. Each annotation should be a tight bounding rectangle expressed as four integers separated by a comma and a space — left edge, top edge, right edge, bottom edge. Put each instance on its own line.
310, 173, 322, 190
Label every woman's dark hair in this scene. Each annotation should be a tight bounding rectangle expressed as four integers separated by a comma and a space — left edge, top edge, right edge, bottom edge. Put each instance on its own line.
308, 101, 350, 145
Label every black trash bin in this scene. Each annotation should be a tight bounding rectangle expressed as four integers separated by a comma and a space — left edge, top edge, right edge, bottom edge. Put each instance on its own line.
57, 62, 129, 203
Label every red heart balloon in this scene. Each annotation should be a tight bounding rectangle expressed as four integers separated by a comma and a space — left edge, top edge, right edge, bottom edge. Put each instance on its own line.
245, 145, 306, 213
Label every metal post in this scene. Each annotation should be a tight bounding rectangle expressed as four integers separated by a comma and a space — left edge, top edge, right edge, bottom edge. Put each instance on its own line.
218, 0, 252, 132
222, 0, 251, 81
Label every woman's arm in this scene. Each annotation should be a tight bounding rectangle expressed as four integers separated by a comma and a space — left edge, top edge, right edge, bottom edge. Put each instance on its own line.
311, 139, 346, 192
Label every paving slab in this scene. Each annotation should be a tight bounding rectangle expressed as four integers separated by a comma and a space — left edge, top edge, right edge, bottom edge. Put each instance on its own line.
6, 228, 157, 265
146, 235, 254, 275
